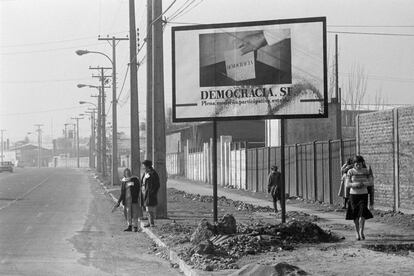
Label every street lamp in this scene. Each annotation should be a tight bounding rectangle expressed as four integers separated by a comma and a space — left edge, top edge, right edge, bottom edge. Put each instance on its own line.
76, 48, 120, 185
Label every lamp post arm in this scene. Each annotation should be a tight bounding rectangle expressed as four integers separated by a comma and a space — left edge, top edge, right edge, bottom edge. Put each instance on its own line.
87, 51, 113, 66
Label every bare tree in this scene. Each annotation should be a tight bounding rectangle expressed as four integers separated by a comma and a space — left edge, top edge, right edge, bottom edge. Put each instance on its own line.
343, 63, 368, 111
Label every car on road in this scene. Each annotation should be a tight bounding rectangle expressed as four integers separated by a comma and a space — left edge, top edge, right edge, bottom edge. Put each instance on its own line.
0, 161, 14, 173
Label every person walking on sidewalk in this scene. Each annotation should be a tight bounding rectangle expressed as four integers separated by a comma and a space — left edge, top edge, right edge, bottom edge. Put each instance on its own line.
338, 158, 353, 209
115, 168, 143, 232
267, 165, 282, 213
345, 155, 374, 240
141, 160, 160, 227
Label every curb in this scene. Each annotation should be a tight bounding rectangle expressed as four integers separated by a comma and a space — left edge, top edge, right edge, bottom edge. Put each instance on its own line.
94, 173, 209, 276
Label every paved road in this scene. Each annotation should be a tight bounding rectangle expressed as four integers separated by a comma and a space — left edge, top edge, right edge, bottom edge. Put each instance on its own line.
0, 168, 181, 276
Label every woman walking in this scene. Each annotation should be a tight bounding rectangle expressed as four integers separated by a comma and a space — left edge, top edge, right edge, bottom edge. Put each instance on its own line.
345, 155, 374, 240
115, 168, 143, 232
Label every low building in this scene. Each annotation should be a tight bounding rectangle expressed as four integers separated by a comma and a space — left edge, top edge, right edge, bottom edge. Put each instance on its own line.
12, 144, 53, 167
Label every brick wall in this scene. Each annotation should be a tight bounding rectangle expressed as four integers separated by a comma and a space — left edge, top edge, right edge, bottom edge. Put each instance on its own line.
357, 106, 414, 212
358, 110, 395, 208
397, 107, 414, 210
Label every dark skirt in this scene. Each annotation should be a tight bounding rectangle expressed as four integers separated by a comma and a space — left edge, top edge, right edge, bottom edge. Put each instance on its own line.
346, 194, 373, 220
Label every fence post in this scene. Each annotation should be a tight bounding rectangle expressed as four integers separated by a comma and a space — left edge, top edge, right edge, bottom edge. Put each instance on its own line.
244, 142, 248, 190
356, 114, 360, 155
393, 108, 400, 212
295, 143, 299, 196
313, 141, 318, 201
328, 140, 333, 204
255, 147, 259, 192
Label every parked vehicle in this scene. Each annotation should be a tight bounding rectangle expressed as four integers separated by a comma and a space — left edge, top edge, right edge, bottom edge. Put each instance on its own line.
0, 161, 14, 173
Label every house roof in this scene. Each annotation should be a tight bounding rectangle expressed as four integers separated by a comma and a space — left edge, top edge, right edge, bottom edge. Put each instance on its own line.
10, 143, 51, 151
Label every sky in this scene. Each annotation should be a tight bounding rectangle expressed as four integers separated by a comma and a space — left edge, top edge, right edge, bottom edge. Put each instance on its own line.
1, 0, 414, 146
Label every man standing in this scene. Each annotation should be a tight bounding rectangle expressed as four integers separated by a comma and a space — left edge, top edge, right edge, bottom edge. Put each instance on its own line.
141, 160, 160, 227
267, 165, 282, 213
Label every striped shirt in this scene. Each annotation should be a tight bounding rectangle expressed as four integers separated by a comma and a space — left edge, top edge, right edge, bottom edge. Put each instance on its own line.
346, 167, 373, 195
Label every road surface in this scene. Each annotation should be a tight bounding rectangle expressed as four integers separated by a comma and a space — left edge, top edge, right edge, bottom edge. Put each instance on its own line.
0, 168, 181, 276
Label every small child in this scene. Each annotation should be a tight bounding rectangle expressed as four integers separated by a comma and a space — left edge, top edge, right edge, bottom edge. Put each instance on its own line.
338, 158, 353, 209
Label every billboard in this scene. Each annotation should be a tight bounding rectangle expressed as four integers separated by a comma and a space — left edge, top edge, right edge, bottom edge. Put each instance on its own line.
172, 17, 327, 122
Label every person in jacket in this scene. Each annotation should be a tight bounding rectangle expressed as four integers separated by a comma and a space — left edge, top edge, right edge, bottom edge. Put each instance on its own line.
141, 160, 160, 227
267, 165, 282, 213
115, 168, 142, 232
338, 158, 353, 209
345, 155, 374, 240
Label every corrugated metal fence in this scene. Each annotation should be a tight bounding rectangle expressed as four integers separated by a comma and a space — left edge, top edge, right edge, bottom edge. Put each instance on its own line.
167, 138, 356, 204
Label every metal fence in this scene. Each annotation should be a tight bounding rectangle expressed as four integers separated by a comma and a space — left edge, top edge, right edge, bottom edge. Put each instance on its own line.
166, 138, 356, 204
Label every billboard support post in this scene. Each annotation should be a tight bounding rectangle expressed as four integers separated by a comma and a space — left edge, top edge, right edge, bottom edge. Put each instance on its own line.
212, 120, 218, 223
280, 118, 286, 223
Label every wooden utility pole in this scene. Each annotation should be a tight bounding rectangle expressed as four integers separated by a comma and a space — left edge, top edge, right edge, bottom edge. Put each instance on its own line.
152, 0, 167, 218
34, 124, 43, 168
71, 117, 83, 168
129, 0, 141, 177
91, 67, 111, 176
0, 129, 5, 163
146, 0, 153, 160
98, 36, 128, 185
335, 34, 339, 100
91, 91, 102, 172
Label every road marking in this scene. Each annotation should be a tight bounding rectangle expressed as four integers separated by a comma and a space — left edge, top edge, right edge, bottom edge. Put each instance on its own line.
0, 174, 52, 211
36, 212, 43, 218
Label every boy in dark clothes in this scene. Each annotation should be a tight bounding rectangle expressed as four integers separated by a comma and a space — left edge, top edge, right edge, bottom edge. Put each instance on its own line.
267, 165, 282, 213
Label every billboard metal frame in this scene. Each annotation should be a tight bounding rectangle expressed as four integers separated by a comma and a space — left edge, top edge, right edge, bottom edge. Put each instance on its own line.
172, 16, 328, 123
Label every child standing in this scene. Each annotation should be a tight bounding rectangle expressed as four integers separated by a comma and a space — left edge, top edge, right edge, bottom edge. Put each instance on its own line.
115, 168, 143, 232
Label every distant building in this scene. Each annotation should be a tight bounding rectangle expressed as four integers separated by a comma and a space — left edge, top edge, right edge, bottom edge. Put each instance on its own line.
166, 120, 266, 153
11, 144, 53, 167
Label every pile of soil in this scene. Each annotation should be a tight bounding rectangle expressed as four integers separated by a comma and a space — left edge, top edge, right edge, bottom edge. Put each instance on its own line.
158, 222, 194, 246
176, 217, 339, 271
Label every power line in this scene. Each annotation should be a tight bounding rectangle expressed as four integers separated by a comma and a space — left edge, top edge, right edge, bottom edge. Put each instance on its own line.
1, 77, 92, 84
0, 106, 85, 117
117, 64, 130, 102
0, 42, 103, 55
327, 30, 414, 37
328, 25, 414, 28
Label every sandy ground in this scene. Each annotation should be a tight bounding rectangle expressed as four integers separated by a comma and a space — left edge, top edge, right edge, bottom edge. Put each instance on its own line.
107, 175, 414, 275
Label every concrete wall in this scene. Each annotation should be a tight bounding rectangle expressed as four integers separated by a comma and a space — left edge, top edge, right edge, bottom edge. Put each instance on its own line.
284, 102, 341, 145
357, 106, 414, 212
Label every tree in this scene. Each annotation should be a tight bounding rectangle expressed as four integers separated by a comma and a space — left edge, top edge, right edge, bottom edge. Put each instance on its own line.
342, 63, 368, 111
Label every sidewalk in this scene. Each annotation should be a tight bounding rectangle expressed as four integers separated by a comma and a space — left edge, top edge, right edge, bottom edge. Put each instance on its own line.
167, 177, 414, 244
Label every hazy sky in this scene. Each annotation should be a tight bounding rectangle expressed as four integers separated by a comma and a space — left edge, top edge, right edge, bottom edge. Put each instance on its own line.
1, 0, 414, 145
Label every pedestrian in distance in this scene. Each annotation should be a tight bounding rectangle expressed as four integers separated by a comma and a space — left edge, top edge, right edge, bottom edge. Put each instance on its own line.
141, 160, 160, 227
267, 165, 282, 213
114, 168, 143, 232
338, 158, 353, 209
345, 155, 374, 240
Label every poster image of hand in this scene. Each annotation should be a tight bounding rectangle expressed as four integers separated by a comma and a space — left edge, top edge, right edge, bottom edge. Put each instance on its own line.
199, 29, 292, 87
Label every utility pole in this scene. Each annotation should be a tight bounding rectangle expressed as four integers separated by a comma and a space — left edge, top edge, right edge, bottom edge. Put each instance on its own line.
34, 124, 43, 168
129, 0, 141, 177
152, 0, 167, 218
71, 116, 83, 168
91, 90, 102, 173
335, 34, 339, 100
64, 123, 70, 167
91, 66, 111, 177
98, 36, 128, 185
0, 129, 5, 163
85, 110, 96, 168
146, 0, 153, 160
